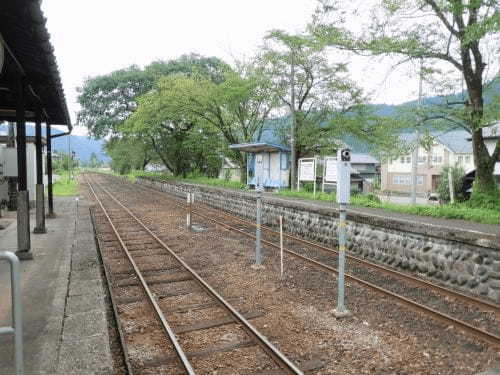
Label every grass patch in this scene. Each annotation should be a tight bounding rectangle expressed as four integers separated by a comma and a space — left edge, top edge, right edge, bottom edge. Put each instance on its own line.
52, 171, 78, 196
277, 188, 500, 225
277, 189, 336, 202
366, 201, 500, 225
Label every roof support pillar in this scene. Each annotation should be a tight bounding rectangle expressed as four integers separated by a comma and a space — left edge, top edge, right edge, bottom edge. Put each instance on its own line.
46, 122, 55, 218
34, 107, 46, 234
15, 76, 32, 259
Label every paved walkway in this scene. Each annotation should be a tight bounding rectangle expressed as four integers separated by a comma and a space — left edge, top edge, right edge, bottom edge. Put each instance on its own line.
0, 196, 112, 374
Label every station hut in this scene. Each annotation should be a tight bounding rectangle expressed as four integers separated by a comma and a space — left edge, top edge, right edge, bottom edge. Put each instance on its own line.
0, 0, 72, 259
229, 143, 291, 189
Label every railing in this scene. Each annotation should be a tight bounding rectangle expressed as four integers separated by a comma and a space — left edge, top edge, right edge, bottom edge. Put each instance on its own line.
0, 251, 24, 375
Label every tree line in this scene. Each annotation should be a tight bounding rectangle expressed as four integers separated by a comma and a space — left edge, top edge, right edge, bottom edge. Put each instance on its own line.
77, 1, 499, 196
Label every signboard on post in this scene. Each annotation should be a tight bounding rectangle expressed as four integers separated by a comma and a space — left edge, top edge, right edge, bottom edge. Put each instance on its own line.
322, 156, 337, 192
297, 158, 317, 197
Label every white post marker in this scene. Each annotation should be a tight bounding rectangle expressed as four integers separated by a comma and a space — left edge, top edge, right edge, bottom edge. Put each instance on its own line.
333, 148, 352, 318
186, 192, 192, 229
279, 215, 284, 279
448, 167, 455, 204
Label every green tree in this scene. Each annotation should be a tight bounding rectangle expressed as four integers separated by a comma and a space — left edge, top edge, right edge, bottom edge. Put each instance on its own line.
105, 137, 155, 174
146, 53, 229, 84
123, 75, 224, 177
156, 66, 276, 182
312, 0, 500, 195
89, 152, 99, 168
77, 54, 229, 139
54, 152, 78, 172
259, 30, 367, 186
77, 66, 153, 138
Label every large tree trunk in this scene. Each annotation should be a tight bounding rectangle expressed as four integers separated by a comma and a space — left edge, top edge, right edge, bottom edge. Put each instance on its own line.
236, 152, 247, 184
471, 129, 496, 194
467, 79, 497, 194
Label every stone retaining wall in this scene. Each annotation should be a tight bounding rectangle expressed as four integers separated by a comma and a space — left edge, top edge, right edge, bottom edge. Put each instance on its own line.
137, 177, 500, 303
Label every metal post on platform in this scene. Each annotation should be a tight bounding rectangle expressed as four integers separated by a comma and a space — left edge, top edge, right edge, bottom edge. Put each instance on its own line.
0, 251, 24, 375
333, 148, 352, 318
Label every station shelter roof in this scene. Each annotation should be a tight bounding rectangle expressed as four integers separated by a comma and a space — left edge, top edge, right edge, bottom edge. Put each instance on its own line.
0, 0, 71, 128
230, 143, 291, 153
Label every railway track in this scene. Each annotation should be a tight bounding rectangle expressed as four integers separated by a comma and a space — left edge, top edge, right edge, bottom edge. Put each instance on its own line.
85, 174, 310, 374
98, 174, 500, 349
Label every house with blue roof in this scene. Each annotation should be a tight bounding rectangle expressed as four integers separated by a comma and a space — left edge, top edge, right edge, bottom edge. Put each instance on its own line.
229, 142, 291, 188
225, 121, 381, 189
381, 129, 476, 194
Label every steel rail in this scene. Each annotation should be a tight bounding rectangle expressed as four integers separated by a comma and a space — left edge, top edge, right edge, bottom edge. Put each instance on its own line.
89, 209, 135, 375
131, 179, 499, 314
87, 174, 304, 375
95, 175, 500, 348
198, 205, 500, 314
86, 177, 196, 375
188, 206, 500, 349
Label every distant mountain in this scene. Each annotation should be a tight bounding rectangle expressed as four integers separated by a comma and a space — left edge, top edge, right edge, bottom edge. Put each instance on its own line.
370, 77, 500, 118
0, 124, 109, 163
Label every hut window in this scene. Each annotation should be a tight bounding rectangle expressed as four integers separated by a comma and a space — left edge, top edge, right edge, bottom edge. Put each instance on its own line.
280, 153, 289, 170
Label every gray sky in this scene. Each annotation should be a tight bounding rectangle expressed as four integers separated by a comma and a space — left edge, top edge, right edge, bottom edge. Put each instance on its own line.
42, 0, 424, 135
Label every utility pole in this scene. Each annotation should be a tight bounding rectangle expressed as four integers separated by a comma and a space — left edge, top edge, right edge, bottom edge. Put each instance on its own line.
290, 52, 297, 191
411, 58, 423, 204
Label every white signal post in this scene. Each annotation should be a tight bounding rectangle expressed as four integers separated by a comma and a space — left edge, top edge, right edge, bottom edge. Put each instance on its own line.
186, 193, 192, 230
333, 148, 352, 318
254, 154, 264, 268
279, 215, 284, 279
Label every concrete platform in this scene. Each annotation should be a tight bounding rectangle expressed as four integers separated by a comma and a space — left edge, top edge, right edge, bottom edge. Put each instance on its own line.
0, 196, 113, 374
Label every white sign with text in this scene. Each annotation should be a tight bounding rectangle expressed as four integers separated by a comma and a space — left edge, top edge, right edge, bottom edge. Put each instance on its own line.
324, 157, 338, 183
298, 159, 316, 181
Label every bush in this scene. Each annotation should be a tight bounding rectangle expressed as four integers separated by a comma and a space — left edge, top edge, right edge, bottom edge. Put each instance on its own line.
436, 165, 465, 203
300, 182, 316, 193
352, 193, 381, 207
466, 190, 500, 210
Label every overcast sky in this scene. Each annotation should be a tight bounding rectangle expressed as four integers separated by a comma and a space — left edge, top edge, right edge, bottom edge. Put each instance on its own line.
42, 0, 424, 136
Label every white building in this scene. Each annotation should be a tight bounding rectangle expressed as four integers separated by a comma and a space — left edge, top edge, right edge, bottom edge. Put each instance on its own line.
381, 130, 475, 193
0, 135, 47, 204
